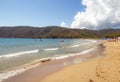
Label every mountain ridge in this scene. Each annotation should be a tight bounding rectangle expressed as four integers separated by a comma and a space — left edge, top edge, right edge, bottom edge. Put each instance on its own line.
0, 26, 120, 38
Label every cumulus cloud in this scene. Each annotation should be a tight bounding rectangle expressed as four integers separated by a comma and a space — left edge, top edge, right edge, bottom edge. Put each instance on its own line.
71, 0, 120, 30
60, 22, 67, 27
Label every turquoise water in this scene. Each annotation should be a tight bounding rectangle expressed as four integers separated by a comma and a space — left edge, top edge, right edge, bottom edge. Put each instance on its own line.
0, 38, 96, 73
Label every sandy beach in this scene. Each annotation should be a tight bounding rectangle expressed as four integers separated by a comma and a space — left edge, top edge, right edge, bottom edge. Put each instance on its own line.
41, 42, 120, 82
0, 0, 120, 82
2, 41, 120, 82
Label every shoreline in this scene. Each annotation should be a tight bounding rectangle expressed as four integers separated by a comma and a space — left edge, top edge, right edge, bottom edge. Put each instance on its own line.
41, 42, 120, 82
2, 41, 104, 82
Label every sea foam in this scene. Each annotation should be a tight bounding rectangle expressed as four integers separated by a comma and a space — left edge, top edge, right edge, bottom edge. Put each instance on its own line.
69, 45, 80, 47
43, 48, 58, 51
0, 49, 39, 58
53, 47, 95, 60
0, 60, 40, 82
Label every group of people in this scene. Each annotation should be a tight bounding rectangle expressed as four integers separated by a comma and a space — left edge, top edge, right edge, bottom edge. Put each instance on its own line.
100, 37, 120, 42
107, 37, 120, 42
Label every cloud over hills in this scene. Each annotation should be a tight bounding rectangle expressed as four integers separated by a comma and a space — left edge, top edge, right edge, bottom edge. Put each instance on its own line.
71, 0, 120, 30
61, 22, 68, 27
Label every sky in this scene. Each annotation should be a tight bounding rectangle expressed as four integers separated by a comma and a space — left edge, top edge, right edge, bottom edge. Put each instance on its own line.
0, 0, 120, 29
0, 0, 84, 27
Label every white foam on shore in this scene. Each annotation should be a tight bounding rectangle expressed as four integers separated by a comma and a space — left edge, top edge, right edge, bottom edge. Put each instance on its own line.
0, 59, 41, 82
88, 40, 97, 43
80, 48, 94, 54
69, 45, 80, 47
0, 49, 39, 58
43, 48, 58, 51
67, 42, 91, 48
53, 47, 95, 60
53, 55, 69, 60
0, 68, 25, 82
80, 42, 90, 45
0, 56, 54, 82
70, 47, 94, 57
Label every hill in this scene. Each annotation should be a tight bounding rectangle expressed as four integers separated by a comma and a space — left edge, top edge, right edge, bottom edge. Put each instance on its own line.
0, 26, 120, 38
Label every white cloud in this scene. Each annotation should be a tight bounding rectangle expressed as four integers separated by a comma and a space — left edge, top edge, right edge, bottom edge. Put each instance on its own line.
60, 22, 67, 27
71, 0, 120, 30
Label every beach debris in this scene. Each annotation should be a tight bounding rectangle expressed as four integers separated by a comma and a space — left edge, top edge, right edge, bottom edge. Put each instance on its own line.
40, 58, 52, 63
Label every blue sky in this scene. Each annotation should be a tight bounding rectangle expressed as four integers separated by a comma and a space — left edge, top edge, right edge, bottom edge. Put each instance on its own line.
0, 0, 84, 27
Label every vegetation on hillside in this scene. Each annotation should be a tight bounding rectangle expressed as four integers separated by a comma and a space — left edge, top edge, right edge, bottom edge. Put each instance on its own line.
0, 26, 120, 39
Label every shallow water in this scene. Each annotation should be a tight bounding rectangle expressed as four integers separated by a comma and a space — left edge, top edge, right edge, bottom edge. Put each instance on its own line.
0, 38, 96, 73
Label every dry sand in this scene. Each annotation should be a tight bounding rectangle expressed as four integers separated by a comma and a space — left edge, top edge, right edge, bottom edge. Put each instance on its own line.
41, 42, 120, 82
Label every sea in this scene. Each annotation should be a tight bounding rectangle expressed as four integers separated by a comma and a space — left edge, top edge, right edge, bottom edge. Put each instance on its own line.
0, 38, 96, 81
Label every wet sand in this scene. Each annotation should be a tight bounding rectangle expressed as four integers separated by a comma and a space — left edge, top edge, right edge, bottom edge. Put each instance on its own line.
41, 42, 120, 82
3, 42, 104, 82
